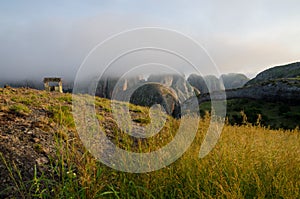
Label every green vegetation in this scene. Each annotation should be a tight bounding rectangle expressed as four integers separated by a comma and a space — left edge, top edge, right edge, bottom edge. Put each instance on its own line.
9, 103, 31, 115
3, 114, 300, 198
1, 88, 300, 198
132, 118, 151, 124
47, 105, 75, 128
57, 94, 72, 104
200, 98, 300, 129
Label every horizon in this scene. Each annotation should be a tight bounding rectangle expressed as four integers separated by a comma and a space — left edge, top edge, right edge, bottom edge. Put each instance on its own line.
0, 60, 299, 85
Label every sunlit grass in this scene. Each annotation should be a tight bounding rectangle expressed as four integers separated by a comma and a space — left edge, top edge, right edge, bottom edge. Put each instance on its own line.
1, 87, 300, 198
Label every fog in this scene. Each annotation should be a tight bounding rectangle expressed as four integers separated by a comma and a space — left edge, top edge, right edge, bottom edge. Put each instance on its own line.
0, 0, 299, 84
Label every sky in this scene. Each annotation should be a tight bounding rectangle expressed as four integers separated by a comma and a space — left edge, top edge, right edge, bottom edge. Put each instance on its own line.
0, 0, 299, 81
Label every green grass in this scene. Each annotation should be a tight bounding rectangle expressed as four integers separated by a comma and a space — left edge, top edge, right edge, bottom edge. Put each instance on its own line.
47, 105, 75, 128
1, 88, 300, 198
4, 113, 300, 198
132, 118, 151, 124
9, 103, 31, 115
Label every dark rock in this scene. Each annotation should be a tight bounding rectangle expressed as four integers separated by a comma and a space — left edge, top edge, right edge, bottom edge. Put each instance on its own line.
129, 83, 181, 118
188, 74, 222, 93
187, 74, 208, 93
220, 73, 249, 89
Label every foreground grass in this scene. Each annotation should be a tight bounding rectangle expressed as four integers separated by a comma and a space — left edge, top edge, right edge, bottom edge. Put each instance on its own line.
4, 118, 300, 198
1, 88, 300, 198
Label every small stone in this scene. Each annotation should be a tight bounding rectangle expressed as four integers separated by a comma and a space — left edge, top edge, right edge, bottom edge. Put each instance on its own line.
42, 147, 50, 154
36, 157, 48, 166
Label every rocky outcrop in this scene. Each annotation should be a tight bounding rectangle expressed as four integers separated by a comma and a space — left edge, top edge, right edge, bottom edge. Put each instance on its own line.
188, 73, 248, 93
148, 74, 173, 87
147, 74, 196, 102
95, 74, 199, 118
220, 73, 249, 89
171, 75, 195, 102
187, 74, 222, 93
195, 79, 300, 105
129, 83, 181, 118
96, 76, 144, 99
246, 62, 300, 86
205, 75, 222, 92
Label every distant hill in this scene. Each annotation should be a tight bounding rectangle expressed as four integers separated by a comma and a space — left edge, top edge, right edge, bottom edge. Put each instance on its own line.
189, 61, 300, 127
246, 62, 300, 86
193, 61, 300, 105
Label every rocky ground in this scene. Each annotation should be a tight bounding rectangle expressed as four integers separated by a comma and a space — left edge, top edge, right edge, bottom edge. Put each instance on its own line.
0, 87, 76, 198
0, 87, 165, 198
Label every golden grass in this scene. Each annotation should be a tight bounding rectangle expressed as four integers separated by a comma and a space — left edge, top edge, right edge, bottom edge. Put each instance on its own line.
1, 88, 300, 198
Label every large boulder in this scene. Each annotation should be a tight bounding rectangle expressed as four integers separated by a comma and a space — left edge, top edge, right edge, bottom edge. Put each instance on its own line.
188, 74, 222, 93
129, 83, 181, 118
96, 76, 144, 99
220, 73, 249, 89
148, 74, 196, 102
187, 74, 208, 93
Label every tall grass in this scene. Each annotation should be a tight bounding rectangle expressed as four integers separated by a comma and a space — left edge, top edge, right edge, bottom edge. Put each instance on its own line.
3, 115, 299, 198
1, 89, 300, 198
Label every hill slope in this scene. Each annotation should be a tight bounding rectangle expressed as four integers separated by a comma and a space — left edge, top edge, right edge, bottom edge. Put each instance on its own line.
1, 87, 300, 198
246, 62, 300, 86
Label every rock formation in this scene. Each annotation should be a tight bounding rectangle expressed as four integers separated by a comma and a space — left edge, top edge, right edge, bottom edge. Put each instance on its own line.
246, 62, 300, 86
187, 74, 208, 94
187, 74, 222, 93
195, 79, 300, 105
220, 73, 249, 89
129, 83, 181, 118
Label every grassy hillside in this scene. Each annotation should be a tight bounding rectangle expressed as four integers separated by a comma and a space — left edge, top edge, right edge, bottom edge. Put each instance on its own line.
246, 62, 300, 86
1, 87, 300, 198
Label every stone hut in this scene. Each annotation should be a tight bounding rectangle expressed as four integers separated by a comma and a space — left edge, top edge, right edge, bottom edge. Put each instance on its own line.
43, 77, 63, 93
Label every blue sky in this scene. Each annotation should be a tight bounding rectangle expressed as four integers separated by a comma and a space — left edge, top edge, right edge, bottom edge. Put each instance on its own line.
0, 0, 299, 80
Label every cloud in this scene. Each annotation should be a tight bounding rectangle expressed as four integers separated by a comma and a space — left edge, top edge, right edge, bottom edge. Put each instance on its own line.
0, 0, 299, 81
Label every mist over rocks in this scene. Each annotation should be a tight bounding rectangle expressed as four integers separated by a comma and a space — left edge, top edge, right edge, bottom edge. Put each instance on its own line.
192, 62, 300, 107
105, 74, 196, 118
188, 73, 249, 94
95, 73, 197, 101
96, 76, 145, 99
129, 83, 181, 118
187, 74, 208, 93
196, 79, 300, 105
220, 73, 249, 89
187, 74, 222, 94
147, 74, 195, 102
4, 61, 300, 117
147, 74, 173, 87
